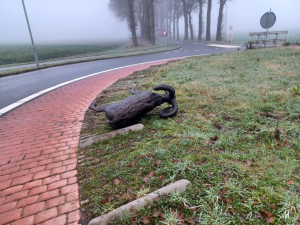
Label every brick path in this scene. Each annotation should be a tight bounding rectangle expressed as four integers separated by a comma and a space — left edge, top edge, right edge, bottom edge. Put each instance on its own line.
0, 59, 179, 225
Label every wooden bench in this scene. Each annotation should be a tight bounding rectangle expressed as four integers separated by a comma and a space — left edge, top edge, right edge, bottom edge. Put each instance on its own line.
246, 31, 288, 49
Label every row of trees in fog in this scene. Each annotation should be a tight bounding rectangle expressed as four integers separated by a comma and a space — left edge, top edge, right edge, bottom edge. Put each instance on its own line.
109, 0, 229, 46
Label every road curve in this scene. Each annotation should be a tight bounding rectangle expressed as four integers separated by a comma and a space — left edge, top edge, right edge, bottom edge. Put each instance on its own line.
0, 40, 242, 116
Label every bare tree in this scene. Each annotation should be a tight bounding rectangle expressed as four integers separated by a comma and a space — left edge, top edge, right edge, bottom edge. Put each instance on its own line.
150, 0, 155, 44
206, 0, 212, 41
186, 0, 198, 40
182, 0, 189, 40
155, 1, 164, 34
216, 0, 227, 41
182, 0, 198, 40
136, 0, 145, 38
108, 0, 129, 21
167, 1, 172, 39
145, 1, 151, 41
109, 0, 138, 46
155, 0, 175, 39
128, 0, 138, 46
176, 1, 183, 39
173, 1, 176, 39
198, 0, 206, 40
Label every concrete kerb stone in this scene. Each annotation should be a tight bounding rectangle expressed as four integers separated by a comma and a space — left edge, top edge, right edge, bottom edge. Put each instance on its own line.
88, 179, 192, 225
79, 124, 144, 148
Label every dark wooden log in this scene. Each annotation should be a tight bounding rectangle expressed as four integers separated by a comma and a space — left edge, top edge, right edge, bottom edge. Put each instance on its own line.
90, 84, 178, 129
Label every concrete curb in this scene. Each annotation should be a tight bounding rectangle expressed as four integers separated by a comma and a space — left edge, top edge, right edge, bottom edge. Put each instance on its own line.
88, 179, 192, 225
79, 124, 144, 148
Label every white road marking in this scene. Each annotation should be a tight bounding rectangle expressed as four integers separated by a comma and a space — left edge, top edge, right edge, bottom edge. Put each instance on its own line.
0, 103, 23, 113
205, 49, 210, 50
0, 54, 206, 116
207, 44, 240, 48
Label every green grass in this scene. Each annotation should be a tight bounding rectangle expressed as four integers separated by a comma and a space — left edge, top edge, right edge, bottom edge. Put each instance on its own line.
78, 46, 300, 224
0, 44, 119, 66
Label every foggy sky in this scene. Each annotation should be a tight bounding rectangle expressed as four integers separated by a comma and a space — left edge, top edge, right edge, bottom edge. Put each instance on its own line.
0, 0, 299, 45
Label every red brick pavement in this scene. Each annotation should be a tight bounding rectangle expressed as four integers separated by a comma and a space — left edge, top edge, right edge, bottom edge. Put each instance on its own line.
0, 59, 181, 225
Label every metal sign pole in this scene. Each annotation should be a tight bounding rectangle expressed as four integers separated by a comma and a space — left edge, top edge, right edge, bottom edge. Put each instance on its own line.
21, 0, 39, 67
264, 9, 271, 48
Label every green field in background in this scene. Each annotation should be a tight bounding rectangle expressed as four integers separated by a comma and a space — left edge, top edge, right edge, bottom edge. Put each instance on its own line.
0, 44, 119, 66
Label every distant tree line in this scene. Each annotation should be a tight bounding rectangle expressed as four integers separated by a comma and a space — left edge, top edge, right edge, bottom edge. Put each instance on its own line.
109, 0, 229, 46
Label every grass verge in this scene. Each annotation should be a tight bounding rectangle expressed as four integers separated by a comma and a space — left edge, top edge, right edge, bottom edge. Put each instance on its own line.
0, 44, 179, 78
78, 46, 300, 224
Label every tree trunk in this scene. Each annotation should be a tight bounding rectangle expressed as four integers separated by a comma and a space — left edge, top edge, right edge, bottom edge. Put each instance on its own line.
168, 1, 171, 39
145, 0, 151, 42
188, 11, 193, 40
177, 16, 180, 40
216, 0, 226, 41
173, 3, 176, 39
165, 19, 168, 33
136, 1, 143, 38
168, 13, 172, 39
141, 1, 147, 39
175, 0, 180, 40
159, 7, 164, 34
141, 14, 146, 39
182, 0, 189, 40
206, 0, 212, 41
198, 0, 203, 40
140, 19, 143, 38
128, 0, 138, 46
150, 0, 155, 44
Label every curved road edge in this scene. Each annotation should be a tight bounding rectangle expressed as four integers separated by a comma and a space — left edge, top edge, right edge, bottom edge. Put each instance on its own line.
0, 56, 190, 117
0, 57, 188, 225
0, 45, 181, 76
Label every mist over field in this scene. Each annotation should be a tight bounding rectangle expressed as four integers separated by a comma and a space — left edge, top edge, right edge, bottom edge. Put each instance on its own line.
0, 0, 129, 45
0, 0, 299, 44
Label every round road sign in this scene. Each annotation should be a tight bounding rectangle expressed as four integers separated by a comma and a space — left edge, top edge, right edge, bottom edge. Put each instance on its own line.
260, 12, 276, 29
163, 31, 167, 36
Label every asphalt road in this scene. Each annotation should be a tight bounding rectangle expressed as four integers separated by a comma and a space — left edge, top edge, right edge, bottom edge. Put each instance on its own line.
0, 40, 242, 111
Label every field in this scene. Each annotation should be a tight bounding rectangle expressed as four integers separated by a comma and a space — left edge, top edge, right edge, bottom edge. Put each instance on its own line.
0, 41, 175, 67
0, 44, 121, 66
78, 47, 300, 224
